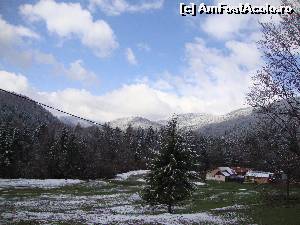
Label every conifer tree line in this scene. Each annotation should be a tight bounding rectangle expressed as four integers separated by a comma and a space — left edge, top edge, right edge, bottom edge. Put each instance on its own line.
0, 89, 299, 181
0, 90, 163, 179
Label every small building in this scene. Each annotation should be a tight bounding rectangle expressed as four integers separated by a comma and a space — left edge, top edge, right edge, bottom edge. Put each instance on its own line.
231, 167, 251, 176
206, 167, 236, 182
244, 171, 274, 184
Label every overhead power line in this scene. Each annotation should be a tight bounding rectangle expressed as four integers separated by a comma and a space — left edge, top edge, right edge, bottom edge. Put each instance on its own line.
0, 88, 104, 127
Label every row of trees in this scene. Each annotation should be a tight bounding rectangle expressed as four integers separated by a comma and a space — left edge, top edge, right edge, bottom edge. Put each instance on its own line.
0, 120, 160, 179
0, 106, 298, 181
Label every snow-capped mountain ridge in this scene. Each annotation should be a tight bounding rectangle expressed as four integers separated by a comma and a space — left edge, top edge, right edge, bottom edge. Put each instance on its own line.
107, 107, 255, 134
59, 107, 256, 136
108, 116, 161, 130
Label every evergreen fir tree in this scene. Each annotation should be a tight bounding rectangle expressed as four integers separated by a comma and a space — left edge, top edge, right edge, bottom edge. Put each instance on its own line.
65, 132, 84, 178
141, 116, 197, 213
48, 127, 69, 178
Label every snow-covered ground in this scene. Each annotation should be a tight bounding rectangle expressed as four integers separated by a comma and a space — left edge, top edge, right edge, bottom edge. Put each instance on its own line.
0, 179, 83, 189
211, 204, 247, 212
2, 210, 236, 225
0, 172, 246, 225
0, 190, 237, 225
113, 170, 149, 180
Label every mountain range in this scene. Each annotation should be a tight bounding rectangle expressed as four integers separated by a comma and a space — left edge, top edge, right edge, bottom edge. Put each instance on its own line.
0, 90, 259, 137
59, 107, 259, 136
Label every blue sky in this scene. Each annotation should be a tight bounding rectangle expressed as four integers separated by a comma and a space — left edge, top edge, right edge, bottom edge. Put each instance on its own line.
0, 0, 283, 121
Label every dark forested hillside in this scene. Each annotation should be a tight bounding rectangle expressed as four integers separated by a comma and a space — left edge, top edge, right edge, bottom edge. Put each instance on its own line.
0, 91, 60, 128
0, 91, 159, 179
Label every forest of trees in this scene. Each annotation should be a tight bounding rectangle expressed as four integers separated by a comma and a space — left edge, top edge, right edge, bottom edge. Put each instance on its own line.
0, 90, 299, 182
0, 90, 159, 178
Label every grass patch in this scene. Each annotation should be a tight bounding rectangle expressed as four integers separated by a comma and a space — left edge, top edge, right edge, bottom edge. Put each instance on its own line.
1, 179, 299, 225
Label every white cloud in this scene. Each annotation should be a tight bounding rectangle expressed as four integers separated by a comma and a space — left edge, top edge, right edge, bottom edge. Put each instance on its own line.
0, 16, 39, 43
200, 0, 282, 40
33, 56, 100, 84
153, 79, 173, 91
201, 14, 252, 40
65, 60, 98, 83
0, 0, 266, 122
0, 16, 40, 67
89, 0, 164, 16
0, 15, 99, 84
0, 34, 263, 122
0, 30, 261, 123
225, 41, 261, 70
125, 48, 138, 65
33, 50, 57, 65
31, 52, 99, 84
138, 37, 262, 115
20, 0, 118, 58
181, 38, 260, 112
39, 84, 209, 121
0, 70, 30, 93
0, 70, 200, 121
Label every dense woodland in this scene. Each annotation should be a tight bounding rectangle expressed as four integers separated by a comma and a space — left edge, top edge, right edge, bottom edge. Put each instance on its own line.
0, 91, 299, 181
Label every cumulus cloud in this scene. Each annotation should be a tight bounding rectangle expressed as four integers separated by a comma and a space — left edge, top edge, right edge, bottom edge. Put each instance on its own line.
89, 0, 164, 16
0, 70, 202, 121
0, 70, 30, 93
65, 60, 98, 83
125, 48, 138, 65
0, 16, 40, 67
0, 15, 98, 84
39, 84, 209, 121
181, 38, 260, 113
200, 0, 282, 39
0, 33, 263, 122
0, 16, 39, 41
0, 33, 261, 122
139, 37, 262, 115
0, 0, 268, 121
20, 0, 118, 58
42, 57, 100, 84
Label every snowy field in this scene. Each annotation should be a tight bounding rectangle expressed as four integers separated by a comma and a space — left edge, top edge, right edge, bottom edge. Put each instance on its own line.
0, 179, 83, 189
0, 171, 299, 225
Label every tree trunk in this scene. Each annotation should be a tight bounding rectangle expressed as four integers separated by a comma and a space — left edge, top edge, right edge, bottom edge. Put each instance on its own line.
168, 204, 173, 214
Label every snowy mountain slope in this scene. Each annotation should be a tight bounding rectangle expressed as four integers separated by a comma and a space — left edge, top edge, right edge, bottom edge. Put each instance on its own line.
0, 91, 60, 128
58, 106, 258, 136
106, 107, 258, 136
108, 116, 162, 130
165, 113, 223, 130
198, 108, 258, 136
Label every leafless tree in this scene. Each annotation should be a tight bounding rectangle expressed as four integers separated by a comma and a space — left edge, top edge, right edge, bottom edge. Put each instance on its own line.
247, 0, 300, 156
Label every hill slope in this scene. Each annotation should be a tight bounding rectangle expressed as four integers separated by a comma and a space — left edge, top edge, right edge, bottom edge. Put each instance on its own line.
108, 116, 161, 130
1, 90, 258, 137
107, 107, 259, 136
0, 91, 60, 128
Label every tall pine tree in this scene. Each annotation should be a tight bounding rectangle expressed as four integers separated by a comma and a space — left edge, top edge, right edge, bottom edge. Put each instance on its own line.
141, 116, 198, 213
